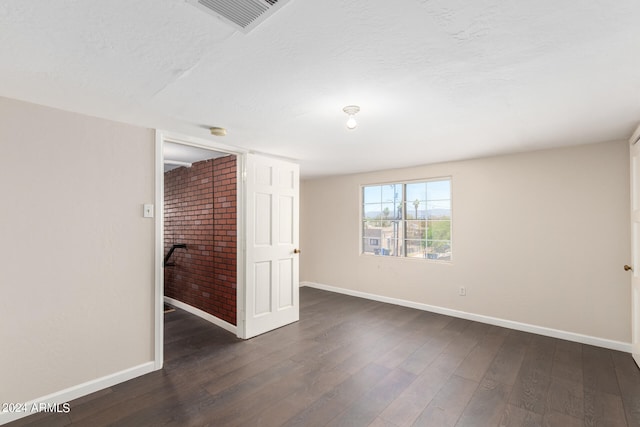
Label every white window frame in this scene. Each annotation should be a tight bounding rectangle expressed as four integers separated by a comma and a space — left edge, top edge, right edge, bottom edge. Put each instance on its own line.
359, 177, 452, 261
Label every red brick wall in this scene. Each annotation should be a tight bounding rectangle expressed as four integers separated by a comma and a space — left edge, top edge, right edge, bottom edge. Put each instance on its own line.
164, 155, 237, 325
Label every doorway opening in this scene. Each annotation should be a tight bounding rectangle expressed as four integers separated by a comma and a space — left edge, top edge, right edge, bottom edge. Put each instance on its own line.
162, 141, 238, 332
154, 131, 246, 369
154, 131, 300, 369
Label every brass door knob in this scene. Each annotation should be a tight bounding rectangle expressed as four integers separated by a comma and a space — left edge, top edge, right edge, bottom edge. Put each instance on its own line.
293, 249, 301, 254
625, 265, 633, 271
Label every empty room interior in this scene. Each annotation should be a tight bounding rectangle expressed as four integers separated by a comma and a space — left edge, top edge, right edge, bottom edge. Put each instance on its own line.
2, 1, 640, 426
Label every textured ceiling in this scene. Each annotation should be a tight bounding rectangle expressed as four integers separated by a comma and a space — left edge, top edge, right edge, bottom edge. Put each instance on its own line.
1, 0, 639, 178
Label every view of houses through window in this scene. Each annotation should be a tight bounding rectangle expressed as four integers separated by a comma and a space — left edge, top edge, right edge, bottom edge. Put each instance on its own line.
362, 178, 452, 260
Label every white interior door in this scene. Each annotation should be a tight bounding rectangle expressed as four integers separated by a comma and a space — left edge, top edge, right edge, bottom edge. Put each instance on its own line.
631, 126, 640, 366
241, 153, 299, 339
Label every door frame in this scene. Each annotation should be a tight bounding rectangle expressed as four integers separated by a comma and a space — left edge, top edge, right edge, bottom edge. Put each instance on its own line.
154, 130, 246, 370
630, 124, 640, 367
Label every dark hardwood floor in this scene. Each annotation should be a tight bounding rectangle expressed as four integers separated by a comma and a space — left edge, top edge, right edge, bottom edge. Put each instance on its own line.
8, 287, 640, 426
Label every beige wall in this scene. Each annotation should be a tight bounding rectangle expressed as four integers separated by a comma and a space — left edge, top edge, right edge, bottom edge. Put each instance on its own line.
301, 141, 631, 343
0, 97, 155, 403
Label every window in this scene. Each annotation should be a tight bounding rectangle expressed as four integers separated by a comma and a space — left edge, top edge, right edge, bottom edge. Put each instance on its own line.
362, 178, 452, 260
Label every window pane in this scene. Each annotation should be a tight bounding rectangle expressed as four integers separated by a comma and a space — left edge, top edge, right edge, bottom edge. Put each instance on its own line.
380, 236, 395, 256
405, 240, 426, 258
364, 219, 403, 256
426, 200, 451, 219
363, 226, 382, 254
381, 184, 401, 203
364, 219, 382, 229
380, 202, 398, 220
381, 220, 403, 256
406, 200, 426, 219
427, 240, 452, 260
406, 182, 426, 203
386, 239, 402, 256
405, 220, 425, 239
363, 186, 382, 204
427, 220, 451, 241
427, 180, 451, 201
363, 203, 381, 220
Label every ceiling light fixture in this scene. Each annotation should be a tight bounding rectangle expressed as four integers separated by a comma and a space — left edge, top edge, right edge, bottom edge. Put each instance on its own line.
343, 105, 360, 130
210, 127, 227, 136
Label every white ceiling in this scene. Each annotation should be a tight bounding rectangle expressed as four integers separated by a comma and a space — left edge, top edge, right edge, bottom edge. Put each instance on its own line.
1, 0, 639, 178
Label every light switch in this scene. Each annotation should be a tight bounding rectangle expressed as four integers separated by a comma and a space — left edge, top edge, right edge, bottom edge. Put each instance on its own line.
143, 204, 154, 218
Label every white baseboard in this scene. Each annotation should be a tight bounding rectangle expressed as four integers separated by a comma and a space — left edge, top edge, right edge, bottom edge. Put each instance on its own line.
0, 362, 155, 426
164, 297, 237, 335
300, 281, 632, 353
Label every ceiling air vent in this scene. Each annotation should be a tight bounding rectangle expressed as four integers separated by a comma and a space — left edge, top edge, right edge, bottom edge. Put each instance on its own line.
187, 0, 292, 33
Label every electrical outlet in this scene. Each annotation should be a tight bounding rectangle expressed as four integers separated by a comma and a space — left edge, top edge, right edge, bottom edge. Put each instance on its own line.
459, 286, 466, 296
